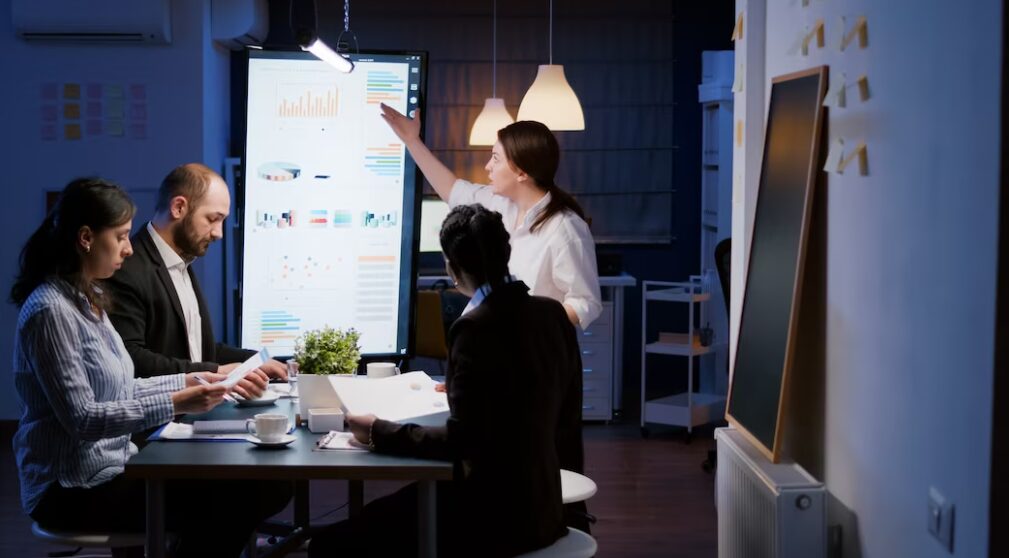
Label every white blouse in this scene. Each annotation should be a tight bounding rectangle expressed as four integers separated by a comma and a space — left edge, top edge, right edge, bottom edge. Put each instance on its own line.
449, 179, 602, 329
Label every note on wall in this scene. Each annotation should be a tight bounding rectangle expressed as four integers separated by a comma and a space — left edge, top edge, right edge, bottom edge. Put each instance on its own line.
38, 81, 149, 142
64, 123, 81, 141
824, 73, 847, 108
841, 16, 869, 51
856, 75, 871, 102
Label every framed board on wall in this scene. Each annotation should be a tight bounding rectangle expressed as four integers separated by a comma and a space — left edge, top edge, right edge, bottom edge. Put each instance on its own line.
725, 66, 827, 463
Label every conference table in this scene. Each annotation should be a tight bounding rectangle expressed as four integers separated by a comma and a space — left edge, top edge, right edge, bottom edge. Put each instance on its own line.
125, 397, 453, 558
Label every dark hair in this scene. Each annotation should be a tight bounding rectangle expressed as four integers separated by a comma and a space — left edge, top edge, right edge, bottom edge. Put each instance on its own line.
439, 205, 511, 289
498, 120, 588, 233
155, 163, 217, 213
10, 178, 136, 309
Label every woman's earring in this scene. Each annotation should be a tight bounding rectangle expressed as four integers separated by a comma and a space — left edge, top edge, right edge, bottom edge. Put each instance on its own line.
84, 245, 91, 254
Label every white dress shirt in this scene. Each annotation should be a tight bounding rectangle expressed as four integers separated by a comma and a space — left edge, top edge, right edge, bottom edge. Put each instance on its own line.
146, 222, 203, 362
449, 179, 602, 329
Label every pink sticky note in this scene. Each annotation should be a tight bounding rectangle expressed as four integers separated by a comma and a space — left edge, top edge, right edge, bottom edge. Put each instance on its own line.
86, 83, 103, 99
86, 119, 103, 136
41, 105, 58, 122
86, 102, 102, 118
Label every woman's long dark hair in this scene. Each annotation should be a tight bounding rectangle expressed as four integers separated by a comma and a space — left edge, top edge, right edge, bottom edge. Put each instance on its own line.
498, 120, 588, 233
440, 204, 511, 290
10, 178, 136, 311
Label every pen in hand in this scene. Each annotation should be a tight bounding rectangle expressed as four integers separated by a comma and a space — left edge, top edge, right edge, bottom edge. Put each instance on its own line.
194, 375, 239, 403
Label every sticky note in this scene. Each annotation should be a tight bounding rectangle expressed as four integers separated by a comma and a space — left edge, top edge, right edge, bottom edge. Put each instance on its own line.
130, 103, 147, 121
86, 102, 102, 118
732, 62, 744, 93
838, 142, 868, 175
731, 13, 744, 41
106, 100, 124, 119
106, 85, 124, 99
823, 138, 844, 172
129, 84, 147, 100
41, 105, 58, 122
64, 123, 82, 140
856, 75, 870, 102
63, 83, 81, 100
802, 19, 826, 56
824, 73, 847, 108
735, 119, 744, 147
86, 119, 103, 136
841, 16, 868, 51
107, 119, 124, 137
63, 103, 81, 119
86, 83, 103, 99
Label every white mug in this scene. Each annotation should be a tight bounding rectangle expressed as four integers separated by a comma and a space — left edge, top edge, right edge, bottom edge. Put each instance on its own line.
366, 362, 400, 379
246, 413, 289, 442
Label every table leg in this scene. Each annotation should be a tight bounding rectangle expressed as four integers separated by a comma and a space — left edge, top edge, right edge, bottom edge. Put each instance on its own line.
294, 480, 310, 528
146, 479, 166, 558
349, 480, 364, 517
417, 481, 436, 558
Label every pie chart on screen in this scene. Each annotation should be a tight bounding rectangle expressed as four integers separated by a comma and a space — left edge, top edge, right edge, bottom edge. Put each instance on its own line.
258, 162, 302, 181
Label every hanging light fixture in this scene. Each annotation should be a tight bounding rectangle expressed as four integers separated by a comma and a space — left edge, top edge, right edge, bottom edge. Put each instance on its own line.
294, 0, 355, 73
469, 0, 515, 146
517, 0, 584, 131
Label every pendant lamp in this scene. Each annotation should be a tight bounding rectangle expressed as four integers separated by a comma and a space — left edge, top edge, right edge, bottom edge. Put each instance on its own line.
517, 0, 584, 131
469, 0, 515, 146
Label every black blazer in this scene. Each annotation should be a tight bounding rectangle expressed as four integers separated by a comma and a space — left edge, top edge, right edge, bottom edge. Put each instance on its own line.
371, 281, 585, 557
104, 226, 254, 376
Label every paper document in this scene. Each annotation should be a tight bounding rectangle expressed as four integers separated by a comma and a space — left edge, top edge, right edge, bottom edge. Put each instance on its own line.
316, 431, 367, 451
150, 422, 250, 442
193, 420, 248, 434
329, 371, 449, 426
220, 348, 269, 388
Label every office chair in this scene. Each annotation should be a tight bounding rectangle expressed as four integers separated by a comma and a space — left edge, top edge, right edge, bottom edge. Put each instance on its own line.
703, 237, 732, 474
414, 290, 449, 372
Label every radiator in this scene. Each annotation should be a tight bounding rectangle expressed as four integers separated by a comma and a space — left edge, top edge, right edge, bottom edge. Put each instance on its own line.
715, 427, 826, 558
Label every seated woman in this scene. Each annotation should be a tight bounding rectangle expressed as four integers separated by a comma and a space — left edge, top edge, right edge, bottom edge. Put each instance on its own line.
309, 204, 586, 558
10, 178, 290, 557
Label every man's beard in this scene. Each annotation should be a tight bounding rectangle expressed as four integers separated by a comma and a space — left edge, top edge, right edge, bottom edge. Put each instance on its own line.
173, 212, 211, 260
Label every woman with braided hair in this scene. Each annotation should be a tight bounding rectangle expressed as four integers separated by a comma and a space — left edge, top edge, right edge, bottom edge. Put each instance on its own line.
310, 204, 586, 557
381, 104, 602, 329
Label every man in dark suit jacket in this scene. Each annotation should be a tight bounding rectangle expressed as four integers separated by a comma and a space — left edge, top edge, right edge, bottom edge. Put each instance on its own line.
105, 163, 286, 388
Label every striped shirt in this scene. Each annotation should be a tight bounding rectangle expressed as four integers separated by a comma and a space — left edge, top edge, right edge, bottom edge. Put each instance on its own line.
12, 279, 183, 514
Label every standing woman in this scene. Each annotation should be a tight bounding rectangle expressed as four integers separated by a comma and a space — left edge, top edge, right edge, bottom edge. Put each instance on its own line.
10, 178, 288, 557
381, 104, 603, 329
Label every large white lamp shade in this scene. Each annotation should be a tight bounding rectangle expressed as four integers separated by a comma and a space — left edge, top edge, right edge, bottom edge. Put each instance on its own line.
517, 64, 584, 131
469, 98, 515, 146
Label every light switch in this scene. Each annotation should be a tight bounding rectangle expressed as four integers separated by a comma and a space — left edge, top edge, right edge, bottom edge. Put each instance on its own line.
928, 486, 954, 553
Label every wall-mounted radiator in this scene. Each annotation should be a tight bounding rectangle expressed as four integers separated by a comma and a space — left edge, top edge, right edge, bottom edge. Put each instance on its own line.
715, 427, 826, 558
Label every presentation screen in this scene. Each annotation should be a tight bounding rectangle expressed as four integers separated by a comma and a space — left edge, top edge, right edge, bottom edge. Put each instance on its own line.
240, 50, 426, 358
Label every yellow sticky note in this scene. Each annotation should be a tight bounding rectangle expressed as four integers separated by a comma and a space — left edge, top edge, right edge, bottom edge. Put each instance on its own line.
841, 16, 869, 51
64, 123, 82, 140
107, 119, 124, 137
63, 83, 81, 100
856, 75, 870, 102
823, 138, 844, 173
801, 20, 825, 56
838, 142, 868, 175
824, 73, 846, 108
63, 103, 81, 119
732, 62, 744, 93
735, 120, 744, 147
731, 13, 744, 41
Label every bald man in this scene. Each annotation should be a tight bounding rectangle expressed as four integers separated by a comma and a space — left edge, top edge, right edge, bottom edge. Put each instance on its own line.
105, 163, 287, 397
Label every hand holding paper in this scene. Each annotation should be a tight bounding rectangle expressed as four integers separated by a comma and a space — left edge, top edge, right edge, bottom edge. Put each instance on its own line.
219, 349, 270, 388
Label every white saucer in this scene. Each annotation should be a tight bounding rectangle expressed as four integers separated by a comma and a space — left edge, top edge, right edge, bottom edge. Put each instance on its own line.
235, 390, 280, 407
248, 434, 296, 448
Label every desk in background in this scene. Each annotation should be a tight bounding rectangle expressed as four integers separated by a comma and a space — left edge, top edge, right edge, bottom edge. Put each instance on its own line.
417, 273, 637, 420
126, 399, 452, 558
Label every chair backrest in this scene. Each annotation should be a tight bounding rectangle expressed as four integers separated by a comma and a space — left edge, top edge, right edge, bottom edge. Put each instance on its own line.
714, 238, 731, 311
414, 290, 449, 360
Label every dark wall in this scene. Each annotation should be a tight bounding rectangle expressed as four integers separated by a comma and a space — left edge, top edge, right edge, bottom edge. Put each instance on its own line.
237, 0, 734, 417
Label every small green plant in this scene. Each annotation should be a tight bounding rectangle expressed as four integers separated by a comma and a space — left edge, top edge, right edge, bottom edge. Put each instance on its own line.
293, 326, 361, 375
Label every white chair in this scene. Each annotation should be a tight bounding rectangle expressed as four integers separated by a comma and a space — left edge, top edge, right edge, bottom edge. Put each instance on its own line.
560, 469, 597, 504
515, 527, 597, 558
32, 522, 147, 558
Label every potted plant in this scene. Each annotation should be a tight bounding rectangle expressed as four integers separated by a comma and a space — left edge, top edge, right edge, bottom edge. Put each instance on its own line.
292, 327, 361, 421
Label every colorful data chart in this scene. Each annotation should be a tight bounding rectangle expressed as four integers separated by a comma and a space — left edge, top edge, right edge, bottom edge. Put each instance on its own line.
257, 210, 296, 229
271, 254, 338, 290
355, 255, 397, 323
258, 162, 302, 181
259, 309, 301, 346
361, 210, 399, 228
277, 84, 339, 118
365, 71, 405, 105
364, 145, 402, 178
332, 210, 353, 228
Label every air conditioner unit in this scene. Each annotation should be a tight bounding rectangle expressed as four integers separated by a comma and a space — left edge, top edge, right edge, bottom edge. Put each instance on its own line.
716, 427, 826, 558
211, 0, 268, 50
12, 0, 171, 44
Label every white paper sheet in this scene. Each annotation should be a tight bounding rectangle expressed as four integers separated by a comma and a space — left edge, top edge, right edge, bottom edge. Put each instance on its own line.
316, 431, 367, 451
220, 348, 269, 388
328, 371, 449, 426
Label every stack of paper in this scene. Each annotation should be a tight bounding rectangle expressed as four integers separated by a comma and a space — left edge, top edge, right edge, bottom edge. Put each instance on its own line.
328, 371, 449, 426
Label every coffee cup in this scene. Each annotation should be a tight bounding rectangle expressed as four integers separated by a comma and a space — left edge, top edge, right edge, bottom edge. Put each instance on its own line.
366, 362, 400, 379
246, 413, 289, 443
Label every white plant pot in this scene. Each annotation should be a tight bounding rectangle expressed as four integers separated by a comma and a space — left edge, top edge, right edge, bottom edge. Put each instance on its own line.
296, 373, 342, 421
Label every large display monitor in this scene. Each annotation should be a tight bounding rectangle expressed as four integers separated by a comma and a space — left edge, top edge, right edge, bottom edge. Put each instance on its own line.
239, 49, 426, 358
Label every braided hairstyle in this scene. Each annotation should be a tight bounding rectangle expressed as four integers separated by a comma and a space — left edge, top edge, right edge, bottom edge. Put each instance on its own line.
439, 204, 511, 290
10, 178, 136, 310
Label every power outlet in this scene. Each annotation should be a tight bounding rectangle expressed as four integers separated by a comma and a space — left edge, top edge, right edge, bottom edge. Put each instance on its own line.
928, 486, 955, 553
